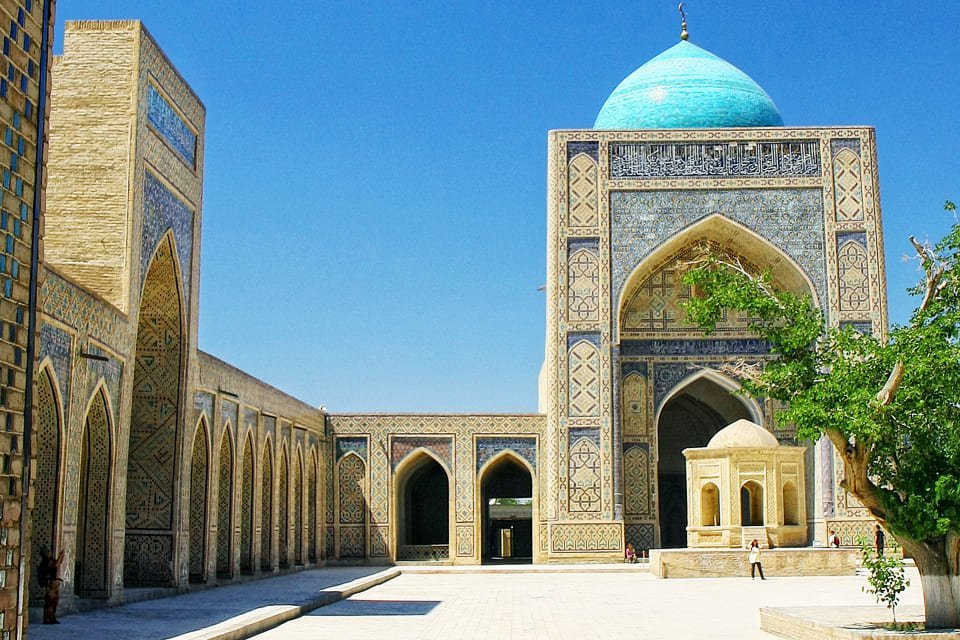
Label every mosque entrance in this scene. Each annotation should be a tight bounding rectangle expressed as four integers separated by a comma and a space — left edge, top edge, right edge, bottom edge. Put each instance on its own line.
396, 453, 450, 561
656, 374, 755, 548
480, 455, 533, 563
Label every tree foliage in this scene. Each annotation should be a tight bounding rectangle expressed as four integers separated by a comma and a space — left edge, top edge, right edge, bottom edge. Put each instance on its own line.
858, 538, 910, 624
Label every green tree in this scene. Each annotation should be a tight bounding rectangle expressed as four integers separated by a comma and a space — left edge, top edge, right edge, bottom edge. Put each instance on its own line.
681, 203, 960, 629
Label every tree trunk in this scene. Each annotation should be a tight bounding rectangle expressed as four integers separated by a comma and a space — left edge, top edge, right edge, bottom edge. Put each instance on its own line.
901, 534, 960, 629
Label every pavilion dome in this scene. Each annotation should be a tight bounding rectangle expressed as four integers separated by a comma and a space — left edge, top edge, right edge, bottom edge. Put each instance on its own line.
593, 40, 783, 129
707, 419, 779, 449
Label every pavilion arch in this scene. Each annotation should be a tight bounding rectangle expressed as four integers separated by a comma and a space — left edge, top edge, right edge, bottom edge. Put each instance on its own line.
700, 482, 721, 528
307, 450, 318, 563
216, 425, 234, 578
617, 213, 820, 333
278, 445, 290, 567
476, 450, 538, 563
391, 448, 453, 562
259, 437, 274, 571
655, 369, 759, 548
188, 416, 210, 583
741, 480, 765, 526
240, 434, 255, 574
125, 230, 185, 587
30, 364, 65, 600
76, 385, 114, 599
782, 480, 800, 526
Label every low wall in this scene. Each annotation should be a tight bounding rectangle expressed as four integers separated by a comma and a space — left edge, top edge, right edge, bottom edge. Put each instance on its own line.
648, 547, 860, 578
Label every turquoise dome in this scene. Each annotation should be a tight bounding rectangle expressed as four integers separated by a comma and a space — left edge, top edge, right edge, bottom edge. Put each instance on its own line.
594, 40, 783, 129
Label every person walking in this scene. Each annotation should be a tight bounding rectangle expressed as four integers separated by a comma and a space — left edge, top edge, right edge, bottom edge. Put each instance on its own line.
748, 539, 765, 580
38, 549, 65, 624
875, 524, 885, 556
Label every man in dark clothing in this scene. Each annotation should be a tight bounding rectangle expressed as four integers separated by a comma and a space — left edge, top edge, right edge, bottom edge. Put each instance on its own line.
875, 524, 885, 556
38, 549, 64, 624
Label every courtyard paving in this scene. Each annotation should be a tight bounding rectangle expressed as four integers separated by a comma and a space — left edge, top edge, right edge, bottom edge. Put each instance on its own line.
251, 567, 926, 640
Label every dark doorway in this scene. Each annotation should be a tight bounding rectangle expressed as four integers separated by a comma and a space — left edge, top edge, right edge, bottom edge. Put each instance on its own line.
657, 376, 753, 548
397, 456, 449, 561
481, 456, 533, 563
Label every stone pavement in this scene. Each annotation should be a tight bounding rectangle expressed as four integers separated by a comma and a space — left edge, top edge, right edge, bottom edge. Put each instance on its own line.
28, 566, 394, 640
251, 567, 927, 640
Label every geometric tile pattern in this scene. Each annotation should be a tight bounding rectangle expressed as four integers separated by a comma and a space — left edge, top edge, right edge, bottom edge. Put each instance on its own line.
568, 340, 600, 416
30, 370, 61, 600
832, 148, 864, 222
259, 444, 273, 571
240, 437, 254, 573
216, 431, 233, 577
476, 437, 538, 473
76, 391, 111, 597
392, 436, 452, 471
308, 456, 318, 563
567, 436, 601, 513
188, 422, 208, 581
294, 451, 303, 564
278, 450, 289, 568
623, 444, 652, 517
147, 83, 197, 167
624, 523, 655, 554
337, 453, 366, 525
142, 171, 194, 303
567, 249, 600, 322
39, 322, 72, 405
550, 523, 622, 552
621, 372, 648, 437
837, 238, 870, 312
568, 153, 598, 227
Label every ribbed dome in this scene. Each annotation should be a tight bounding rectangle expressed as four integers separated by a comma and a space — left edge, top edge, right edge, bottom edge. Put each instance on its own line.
593, 40, 783, 129
707, 419, 779, 449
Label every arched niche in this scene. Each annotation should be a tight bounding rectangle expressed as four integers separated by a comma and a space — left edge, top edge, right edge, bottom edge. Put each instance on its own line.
259, 439, 274, 572
740, 480, 764, 527
700, 482, 720, 527
188, 418, 209, 583
31, 367, 63, 600
477, 452, 534, 564
76, 387, 113, 599
393, 450, 451, 562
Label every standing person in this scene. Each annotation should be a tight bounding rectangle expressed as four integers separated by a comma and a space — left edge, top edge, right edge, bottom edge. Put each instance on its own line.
830, 530, 840, 548
39, 549, 65, 624
748, 539, 765, 580
875, 524, 885, 556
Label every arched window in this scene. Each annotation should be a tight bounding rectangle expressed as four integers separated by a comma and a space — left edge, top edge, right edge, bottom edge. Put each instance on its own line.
740, 481, 764, 526
700, 483, 720, 527
782, 481, 800, 526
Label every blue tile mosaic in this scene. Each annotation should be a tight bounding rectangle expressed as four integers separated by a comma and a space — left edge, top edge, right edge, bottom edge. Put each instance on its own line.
220, 399, 238, 430
476, 437, 537, 472
839, 321, 872, 335
567, 141, 599, 161
263, 415, 276, 442
621, 361, 648, 377
621, 338, 770, 357
85, 343, 124, 427
39, 322, 71, 404
830, 139, 861, 157
147, 84, 196, 167
568, 237, 599, 255
567, 331, 601, 349
336, 437, 368, 462
836, 231, 867, 249
610, 189, 827, 311
569, 427, 600, 448
142, 170, 194, 304
610, 141, 820, 179
193, 391, 214, 421
623, 442, 649, 454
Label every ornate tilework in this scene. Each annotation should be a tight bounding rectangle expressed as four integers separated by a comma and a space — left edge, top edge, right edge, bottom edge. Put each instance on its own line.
623, 444, 652, 517
188, 422, 207, 580
568, 437, 601, 513
832, 148, 864, 222
830, 139, 861, 156
216, 432, 233, 576
609, 141, 821, 179
550, 523, 622, 552
259, 445, 273, 571
839, 321, 872, 335
476, 436, 538, 472
837, 238, 870, 311
610, 189, 826, 307
221, 399, 239, 432
339, 526, 365, 558
30, 371, 60, 600
338, 454, 366, 525
76, 392, 111, 596
568, 340, 600, 416
142, 170, 194, 303
308, 456, 318, 562
39, 322, 71, 404
621, 372, 648, 437
194, 392, 214, 422
370, 526, 388, 557
568, 153, 598, 227
567, 141, 598, 162
391, 436, 452, 470
240, 438, 254, 572
456, 525, 473, 557
624, 523, 655, 553
147, 83, 197, 167
621, 339, 770, 357
336, 437, 368, 462
567, 249, 600, 322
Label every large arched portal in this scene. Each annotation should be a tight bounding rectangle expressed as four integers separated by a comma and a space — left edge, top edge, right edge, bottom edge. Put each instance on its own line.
656, 374, 756, 548
480, 454, 533, 563
124, 234, 183, 587
395, 453, 450, 561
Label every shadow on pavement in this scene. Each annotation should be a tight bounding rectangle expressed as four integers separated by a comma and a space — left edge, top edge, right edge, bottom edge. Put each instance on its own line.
310, 599, 441, 617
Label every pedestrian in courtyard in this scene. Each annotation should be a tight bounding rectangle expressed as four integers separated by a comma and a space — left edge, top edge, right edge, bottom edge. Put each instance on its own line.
748, 539, 765, 580
38, 548, 65, 624
875, 524, 885, 556
625, 542, 637, 563
830, 530, 840, 548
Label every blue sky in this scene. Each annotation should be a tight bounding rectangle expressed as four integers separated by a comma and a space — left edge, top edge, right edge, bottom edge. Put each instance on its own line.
54, 2, 959, 412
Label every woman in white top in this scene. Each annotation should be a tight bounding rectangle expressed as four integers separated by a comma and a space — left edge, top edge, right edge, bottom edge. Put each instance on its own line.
748, 539, 765, 580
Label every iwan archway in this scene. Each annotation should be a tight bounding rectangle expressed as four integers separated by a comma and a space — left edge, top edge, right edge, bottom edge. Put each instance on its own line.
478, 452, 534, 563
393, 450, 452, 562
655, 372, 759, 547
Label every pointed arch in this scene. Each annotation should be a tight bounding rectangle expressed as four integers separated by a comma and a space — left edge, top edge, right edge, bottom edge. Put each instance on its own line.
239, 434, 255, 573
393, 448, 452, 561
188, 417, 209, 582
30, 366, 64, 600
476, 450, 537, 563
294, 447, 304, 564
278, 445, 290, 568
259, 437, 274, 571
125, 230, 184, 587
655, 368, 763, 425
76, 386, 112, 598
307, 450, 318, 563
216, 425, 234, 578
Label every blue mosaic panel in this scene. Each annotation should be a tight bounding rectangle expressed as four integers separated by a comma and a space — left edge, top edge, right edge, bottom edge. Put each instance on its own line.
193, 391, 214, 422
567, 141, 598, 162
610, 141, 821, 179
39, 322, 71, 404
653, 361, 711, 406
621, 338, 770, 357
839, 321, 872, 335
336, 437, 368, 462
243, 408, 258, 436
262, 415, 276, 442
568, 237, 599, 255
567, 331, 601, 349
142, 171, 194, 304
610, 189, 826, 309
830, 139, 861, 157
476, 437, 537, 472
568, 427, 600, 448
221, 399, 238, 430
85, 343, 123, 427
623, 442, 649, 454
836, 231, 867, 249
147, 84, 196, 167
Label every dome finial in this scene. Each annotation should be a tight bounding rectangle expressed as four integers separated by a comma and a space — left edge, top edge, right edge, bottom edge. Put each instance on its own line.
679, 2, 689, 40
